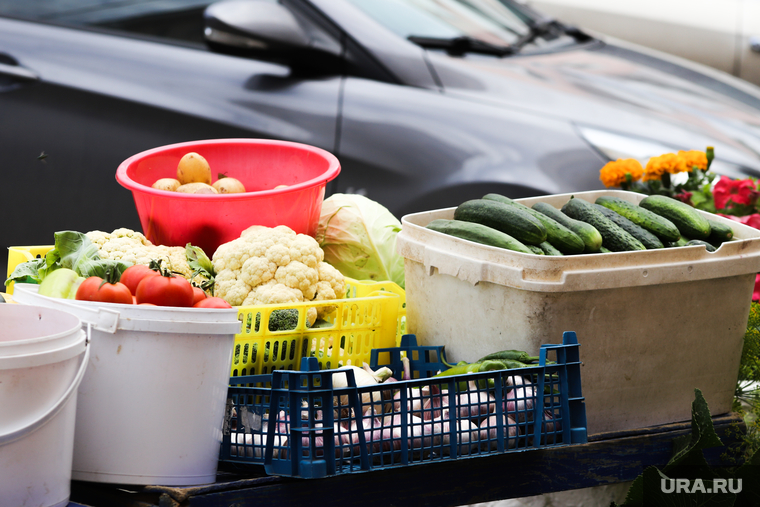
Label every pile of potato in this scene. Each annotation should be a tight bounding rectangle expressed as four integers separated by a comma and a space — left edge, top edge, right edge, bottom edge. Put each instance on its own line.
151, 152, 246, 194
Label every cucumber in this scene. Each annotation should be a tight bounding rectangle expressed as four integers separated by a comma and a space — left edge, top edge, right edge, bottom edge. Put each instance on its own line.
532, 201, 603, 253
706, 219, 734, 244
666, 237, 690, 248
425, 219, 533, 254
686, 239, 717, 252
599, 246, 612, 253
482, 193, 584, 254
561, 197, 646, 252
593, 204, 664, 249
527, 245, 545, 255
594, 195, 680, 242
638, 195, 711, 240
454, 199, 547, 245
537, 241, 563, 256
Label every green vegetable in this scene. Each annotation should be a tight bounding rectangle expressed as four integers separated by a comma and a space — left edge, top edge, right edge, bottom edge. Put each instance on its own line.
593, 204, 664, 249
526, 245, 545, 255
706, 219, 734, 244
561, 197, 646, 252
638, 194, 711, 240
37, 268, 85, 299
185, 243, 216, 295
686, 239, 717, 252
454, 199, 547, 245
532, 201, 603, 253
537, 241, 563, 256
425, 218, 533, 254
253, 308, 309, 332
315, 193, 405, 289
594, 195, 680, 242
482, 193, 585, 254
5, 231, 130, 287
433, 361, 484, 377
477, 350, 540, 363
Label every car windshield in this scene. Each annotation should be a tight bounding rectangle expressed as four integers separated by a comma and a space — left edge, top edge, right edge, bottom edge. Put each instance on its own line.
346, 0, 536, 48
0, 0, 214, 43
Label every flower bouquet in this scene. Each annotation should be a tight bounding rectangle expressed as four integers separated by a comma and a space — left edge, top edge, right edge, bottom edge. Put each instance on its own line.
599, 147, 760, 299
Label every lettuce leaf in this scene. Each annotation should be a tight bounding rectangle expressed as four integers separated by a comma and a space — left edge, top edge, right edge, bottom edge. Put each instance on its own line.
5, 231, 130, 287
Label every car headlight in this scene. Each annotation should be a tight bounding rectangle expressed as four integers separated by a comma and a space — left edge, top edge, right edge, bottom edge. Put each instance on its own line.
577, 126, 751, 180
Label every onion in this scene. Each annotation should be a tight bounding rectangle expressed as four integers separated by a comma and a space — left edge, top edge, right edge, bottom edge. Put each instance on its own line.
332, 365, 384, 415
479, 414, 517, 450
437, 410, 481, 455
455, 381, 495, 420
504, 375, 536, 422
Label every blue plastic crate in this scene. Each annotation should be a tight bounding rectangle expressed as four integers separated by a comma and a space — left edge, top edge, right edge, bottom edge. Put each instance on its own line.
220, 332, 587, 478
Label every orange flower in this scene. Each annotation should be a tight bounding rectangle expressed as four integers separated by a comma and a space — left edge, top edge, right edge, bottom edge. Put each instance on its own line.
678, 150, 708, 171
644, 153, 687, 181
599, 158, 644, 188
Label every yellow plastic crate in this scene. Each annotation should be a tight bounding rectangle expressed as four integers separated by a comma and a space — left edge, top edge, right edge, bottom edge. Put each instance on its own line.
232, 282, 403, 377
5, 245, 406, 376
5, 245, 54, 294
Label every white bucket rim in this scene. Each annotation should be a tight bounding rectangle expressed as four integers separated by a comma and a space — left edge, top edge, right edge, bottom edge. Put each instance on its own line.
0, 304, 84, 356
12, 284, 242, 335
0, 331, 87, 369
0, 342, 89, 446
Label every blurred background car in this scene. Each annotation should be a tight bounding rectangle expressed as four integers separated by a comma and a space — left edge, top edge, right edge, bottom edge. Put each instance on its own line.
3, 0, 760, 270
520, 0, 760, 86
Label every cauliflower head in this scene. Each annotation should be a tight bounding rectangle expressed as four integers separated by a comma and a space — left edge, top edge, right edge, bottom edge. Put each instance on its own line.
85, 228, 208, 286
212, 225, 344, 318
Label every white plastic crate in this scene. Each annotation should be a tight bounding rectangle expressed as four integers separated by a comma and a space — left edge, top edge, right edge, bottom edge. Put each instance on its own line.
397, 190, 760, 435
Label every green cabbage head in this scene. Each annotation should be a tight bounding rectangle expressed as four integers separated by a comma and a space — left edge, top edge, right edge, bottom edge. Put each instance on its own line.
316, 194, 405, 289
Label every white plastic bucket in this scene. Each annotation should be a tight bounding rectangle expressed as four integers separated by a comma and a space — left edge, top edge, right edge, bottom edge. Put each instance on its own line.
12, 284, 242, 486
0, 304, 89, 507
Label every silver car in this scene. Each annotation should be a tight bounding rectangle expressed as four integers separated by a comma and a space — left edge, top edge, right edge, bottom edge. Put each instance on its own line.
2, 0, 760, 270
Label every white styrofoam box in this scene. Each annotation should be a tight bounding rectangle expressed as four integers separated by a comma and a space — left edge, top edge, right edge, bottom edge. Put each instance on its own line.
397, 190, 760, 435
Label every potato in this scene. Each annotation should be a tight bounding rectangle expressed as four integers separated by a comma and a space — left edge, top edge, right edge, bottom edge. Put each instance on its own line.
176, 152, 212, 185
176, 182, 218, 194
152, 178, 181, 192
274, 184, 289, 189
212, 177, 246, 194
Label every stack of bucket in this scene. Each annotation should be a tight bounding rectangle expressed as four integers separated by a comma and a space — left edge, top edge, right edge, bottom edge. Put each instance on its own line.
2, 283, 242, 504
0, 304, 89, 507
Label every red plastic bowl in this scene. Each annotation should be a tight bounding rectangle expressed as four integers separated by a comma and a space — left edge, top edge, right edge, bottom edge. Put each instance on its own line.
116, 139, 340, 256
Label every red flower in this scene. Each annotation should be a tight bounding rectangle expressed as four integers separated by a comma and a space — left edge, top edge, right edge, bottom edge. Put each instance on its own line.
718, 213, 760, 229
754, 274, 760, 302
673, 191, 693, 206
713, 176, 758, 210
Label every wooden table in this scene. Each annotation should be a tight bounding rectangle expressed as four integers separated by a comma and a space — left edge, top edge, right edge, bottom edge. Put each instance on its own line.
67, 413, 746, 507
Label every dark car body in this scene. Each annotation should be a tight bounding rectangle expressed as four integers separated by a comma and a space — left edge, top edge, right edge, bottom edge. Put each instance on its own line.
3, 0, 760, 270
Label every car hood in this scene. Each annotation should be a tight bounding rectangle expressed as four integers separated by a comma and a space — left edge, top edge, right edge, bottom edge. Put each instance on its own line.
425, 40, 760, 174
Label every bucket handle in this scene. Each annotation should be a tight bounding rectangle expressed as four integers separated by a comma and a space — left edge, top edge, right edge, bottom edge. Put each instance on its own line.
0, 337, 90, 446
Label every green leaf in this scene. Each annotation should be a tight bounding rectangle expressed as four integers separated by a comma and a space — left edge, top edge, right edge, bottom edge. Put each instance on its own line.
4, 257, 46, 286
185, 243, 215, 276
666, 389, 724, 472
5, 231, 129, 286
185, 243, 216, 295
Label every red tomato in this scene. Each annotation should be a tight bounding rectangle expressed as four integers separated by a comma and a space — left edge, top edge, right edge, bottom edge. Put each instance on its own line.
193, 297, 233, 309
135, 272, 195, 307
192, 286, 207, 305
76, 276, 134, 304
120, 264, 159, 295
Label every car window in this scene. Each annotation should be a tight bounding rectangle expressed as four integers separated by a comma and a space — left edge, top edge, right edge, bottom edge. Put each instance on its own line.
346, 0, 532, 45
0, 0, 215, 44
